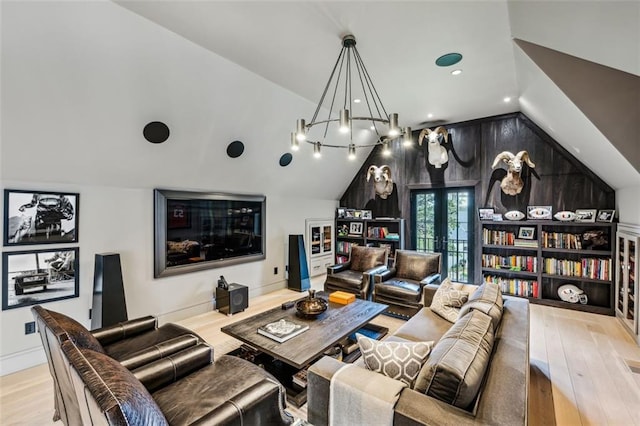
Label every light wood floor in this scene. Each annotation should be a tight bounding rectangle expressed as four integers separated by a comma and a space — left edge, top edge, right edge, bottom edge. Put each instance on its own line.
1, 282, 639, 425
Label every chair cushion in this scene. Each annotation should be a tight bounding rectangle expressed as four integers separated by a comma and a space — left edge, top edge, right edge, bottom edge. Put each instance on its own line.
357, 334, 433, 387
459, 282, 504, 329
47, 310, 106, 354
325, 269, 364, 290
375, 279, 422, 302
395, 251, 441, 282
350, 246, 387, 272
429, 279, 469, 323
414, 310, 495, 409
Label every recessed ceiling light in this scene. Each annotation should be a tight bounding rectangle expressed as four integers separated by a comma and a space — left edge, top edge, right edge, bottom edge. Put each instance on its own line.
503, 97, 511, 103
451, 69, 462, 76
354, 98, 361, 103
573, 146, 581, 154
427, 113, 433, 118
435, 52, 463, 67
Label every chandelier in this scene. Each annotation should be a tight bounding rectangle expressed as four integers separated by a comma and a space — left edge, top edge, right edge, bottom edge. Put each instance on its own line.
291, 34, 412, 160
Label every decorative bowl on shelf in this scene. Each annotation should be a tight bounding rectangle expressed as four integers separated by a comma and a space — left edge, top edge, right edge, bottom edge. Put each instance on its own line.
296, 290, 328, 318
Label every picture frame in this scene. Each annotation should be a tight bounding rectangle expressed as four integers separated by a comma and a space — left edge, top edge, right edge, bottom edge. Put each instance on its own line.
361, 210, 373, 219
337, 208, 347, 219
517, 227, 535, 240
349, 222, 363, 235
575, 209, 597, 223
492, 213, 503, 222
596, 209, 615, 223
478, 208, 495, 221
4, 189, 79, 246
527, 205, 552, 220
2, 248, 79, 310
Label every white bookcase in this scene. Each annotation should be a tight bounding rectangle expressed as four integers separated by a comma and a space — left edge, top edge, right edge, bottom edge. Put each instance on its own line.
305, 219, 334, 277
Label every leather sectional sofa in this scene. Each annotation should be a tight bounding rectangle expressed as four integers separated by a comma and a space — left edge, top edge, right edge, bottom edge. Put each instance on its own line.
307, 282, 530, 425
33, 305, 293, 426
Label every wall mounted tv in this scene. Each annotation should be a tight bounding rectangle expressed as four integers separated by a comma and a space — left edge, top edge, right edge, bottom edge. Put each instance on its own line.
154, 189, 266, 278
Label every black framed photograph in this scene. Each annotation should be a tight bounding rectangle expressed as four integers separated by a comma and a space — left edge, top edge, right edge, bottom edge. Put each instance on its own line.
2, 248, 79, 310
349, 222, 363, 235
527, 205, 552, 220
337, 208, 347, 219
4, 189, 79, 246
478, 208, 495, 220
518, 227, 535, 240
596, 209, 615, 223
575, 209, 597, 223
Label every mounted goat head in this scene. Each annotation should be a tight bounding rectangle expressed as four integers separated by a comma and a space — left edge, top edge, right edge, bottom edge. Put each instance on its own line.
366, 165, 394, 199
418, 126, 449, 168
491, 150, 536, 195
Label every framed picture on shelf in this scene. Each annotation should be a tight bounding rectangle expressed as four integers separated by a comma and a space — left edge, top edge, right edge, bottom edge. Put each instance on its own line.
527, 205, 552, 220
575, 209, 597, 223
4, 189, 79, 246
478, 208, 494, 221
2, 248, 79, 310
349, 222, 363, 236
596, 209, 615, 223
362, 210, 372, 219
492, 213, 503, 222
337, 208, 346, 219
517, 227, 535, 239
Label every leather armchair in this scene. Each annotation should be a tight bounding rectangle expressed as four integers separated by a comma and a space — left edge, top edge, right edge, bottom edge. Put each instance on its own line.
373, 250, 441, 318
324, 245, 389, 299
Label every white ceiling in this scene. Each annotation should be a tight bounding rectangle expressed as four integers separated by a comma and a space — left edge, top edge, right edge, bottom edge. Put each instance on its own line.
114, 0, 640, 190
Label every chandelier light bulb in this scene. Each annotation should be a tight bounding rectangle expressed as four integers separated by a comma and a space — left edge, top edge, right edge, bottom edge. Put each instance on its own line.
348, 144, 356, 160
296, 119, 306, 141
388, 113, 400, 137
313, 142, 322, 158
290, 133, 299, 151
402, 127, 412, 146
339, 109, 350, 133
382, 140, 391, 157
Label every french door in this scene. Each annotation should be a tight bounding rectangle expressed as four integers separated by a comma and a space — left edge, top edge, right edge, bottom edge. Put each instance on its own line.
411, 187, 474, 283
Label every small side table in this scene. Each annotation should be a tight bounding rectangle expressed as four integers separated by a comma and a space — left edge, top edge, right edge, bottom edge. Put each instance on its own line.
216, 283, 248, 315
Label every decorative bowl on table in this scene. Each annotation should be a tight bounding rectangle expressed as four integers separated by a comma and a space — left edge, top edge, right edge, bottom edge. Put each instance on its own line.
295, 290, 328, 318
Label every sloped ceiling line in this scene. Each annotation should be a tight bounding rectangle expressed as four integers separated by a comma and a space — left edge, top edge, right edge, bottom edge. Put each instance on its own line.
514, 38, 640, 173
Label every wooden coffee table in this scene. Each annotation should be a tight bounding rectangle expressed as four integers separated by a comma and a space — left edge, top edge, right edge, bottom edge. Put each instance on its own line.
221, 292, 387, 369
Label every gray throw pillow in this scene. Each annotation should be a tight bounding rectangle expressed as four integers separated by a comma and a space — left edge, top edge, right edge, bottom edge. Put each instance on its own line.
430, 278, 469, 323
459, 282, 504, 329
357, 334, 433, 387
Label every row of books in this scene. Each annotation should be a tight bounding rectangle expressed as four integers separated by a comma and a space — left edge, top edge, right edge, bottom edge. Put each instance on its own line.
542, 257, 611, 280
368, 226, 390, 238
336, 241, 357, 255
484, 275, 539, 298
481, 254, 538, 272
541, 232, 583, 249
482, 229, 516, 246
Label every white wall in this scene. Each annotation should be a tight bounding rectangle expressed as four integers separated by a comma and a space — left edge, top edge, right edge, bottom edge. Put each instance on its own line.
0, 1, 338, 374
617, 187, 640, 226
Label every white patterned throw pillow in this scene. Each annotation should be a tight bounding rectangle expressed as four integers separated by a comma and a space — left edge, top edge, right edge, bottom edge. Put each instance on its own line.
357, 334, 433, 387
430, 278, 469, 323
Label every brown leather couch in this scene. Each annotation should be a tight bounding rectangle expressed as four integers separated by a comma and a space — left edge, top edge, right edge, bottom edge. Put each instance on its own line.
33, 306, 293, 426
324, 245, 388, 299
373, 250, 442, 318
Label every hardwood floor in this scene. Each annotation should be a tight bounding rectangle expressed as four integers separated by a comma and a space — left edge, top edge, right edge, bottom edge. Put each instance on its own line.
1, 281, 639, 425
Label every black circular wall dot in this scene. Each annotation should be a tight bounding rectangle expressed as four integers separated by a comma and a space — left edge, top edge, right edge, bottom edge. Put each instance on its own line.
279, 153, 293, 167
227, 140, 245, 158
143, 121, 170, 144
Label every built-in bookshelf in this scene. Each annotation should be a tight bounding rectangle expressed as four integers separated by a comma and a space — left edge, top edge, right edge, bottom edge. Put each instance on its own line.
481, 220, 616, 315
335, 218, 405, 265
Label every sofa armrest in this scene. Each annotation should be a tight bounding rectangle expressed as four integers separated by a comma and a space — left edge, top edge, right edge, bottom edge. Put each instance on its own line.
133, 343, 213, 392
422, 283, 440, 307
373, 268, 396, 283
327, 262, 351, 274
119, 334, 200, 370
420, 273, 441, 286
308, 356, 345, 426
91, 316, 157, 345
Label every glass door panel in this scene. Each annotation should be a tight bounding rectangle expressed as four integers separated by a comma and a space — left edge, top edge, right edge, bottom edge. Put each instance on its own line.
323, 226, 332, 253
310, 226, 321, 255
627, 239, 636, 325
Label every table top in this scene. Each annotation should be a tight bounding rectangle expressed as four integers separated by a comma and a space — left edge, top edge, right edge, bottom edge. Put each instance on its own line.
221, 292, 387, 369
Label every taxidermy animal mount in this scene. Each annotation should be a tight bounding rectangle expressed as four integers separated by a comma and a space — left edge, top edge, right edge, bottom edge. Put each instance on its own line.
491, 150, 536, 195
367, 165, 394, 199
418, 126, 449, 168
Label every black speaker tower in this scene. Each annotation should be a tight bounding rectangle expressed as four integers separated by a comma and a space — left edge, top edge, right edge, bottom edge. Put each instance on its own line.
91, 253, 128, 330
288, 234, 311, 291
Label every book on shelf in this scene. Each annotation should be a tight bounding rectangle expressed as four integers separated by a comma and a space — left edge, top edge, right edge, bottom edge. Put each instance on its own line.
514, 239, 538, 248
292, 368, 308, 389
329, 290, 356, 305
257, 318, 309, 343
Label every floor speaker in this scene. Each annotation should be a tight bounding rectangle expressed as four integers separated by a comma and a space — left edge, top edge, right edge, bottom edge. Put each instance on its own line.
288, 234, 311, 291
91, 253, 127, 330
216, 283, 248, 315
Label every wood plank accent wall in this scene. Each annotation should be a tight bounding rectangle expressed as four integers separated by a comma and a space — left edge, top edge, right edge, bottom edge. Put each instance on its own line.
340, 112, 615, 283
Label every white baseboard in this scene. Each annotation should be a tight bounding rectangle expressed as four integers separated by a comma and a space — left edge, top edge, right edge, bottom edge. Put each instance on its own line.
0, 346, 46, 376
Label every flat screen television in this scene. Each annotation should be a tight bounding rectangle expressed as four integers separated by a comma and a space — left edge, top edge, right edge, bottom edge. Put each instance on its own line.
154, 189, 266, 278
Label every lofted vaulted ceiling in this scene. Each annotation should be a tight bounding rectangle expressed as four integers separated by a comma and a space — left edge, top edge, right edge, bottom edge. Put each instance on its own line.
114, 0, 640, 191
